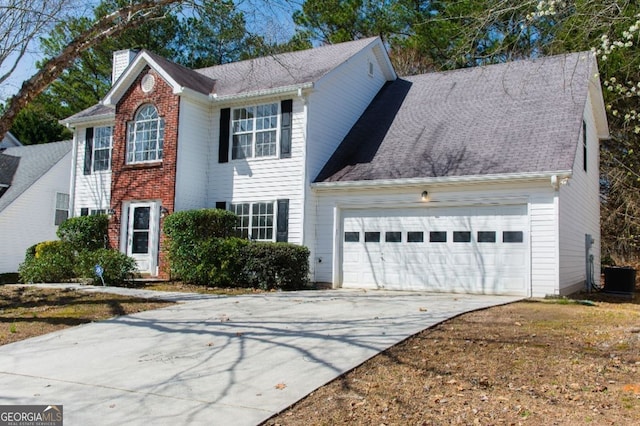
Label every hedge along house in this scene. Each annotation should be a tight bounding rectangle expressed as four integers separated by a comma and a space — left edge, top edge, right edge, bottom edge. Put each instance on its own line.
61, 38, 608, 297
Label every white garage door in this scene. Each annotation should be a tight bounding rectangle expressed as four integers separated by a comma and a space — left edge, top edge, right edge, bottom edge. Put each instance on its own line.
341, 205, 529, 295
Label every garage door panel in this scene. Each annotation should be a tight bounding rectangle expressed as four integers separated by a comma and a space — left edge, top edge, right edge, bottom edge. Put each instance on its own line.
341, 205, 529, 296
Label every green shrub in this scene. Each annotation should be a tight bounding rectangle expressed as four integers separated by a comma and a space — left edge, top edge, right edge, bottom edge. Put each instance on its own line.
240, 242, 310, 290
24, 243, 38, 262
76, 249, 137, 286
163, 209, 238, 246
19, 241, 75, 283
168, 237, 248, 286
57, 214, 109, 251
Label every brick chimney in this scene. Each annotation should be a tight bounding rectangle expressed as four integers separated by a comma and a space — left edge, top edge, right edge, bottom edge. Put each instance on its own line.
112, 49, 138, 84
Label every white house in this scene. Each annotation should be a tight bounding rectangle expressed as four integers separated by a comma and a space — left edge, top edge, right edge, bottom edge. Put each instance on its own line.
0, 132, 23, 150
61, 37, 608, 297
0, 141, 72, 273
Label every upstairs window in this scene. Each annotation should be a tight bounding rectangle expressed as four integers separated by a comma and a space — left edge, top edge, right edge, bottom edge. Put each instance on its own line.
126, 104, 164, 164
231, 103, 278, 159
93, 126, 113, 171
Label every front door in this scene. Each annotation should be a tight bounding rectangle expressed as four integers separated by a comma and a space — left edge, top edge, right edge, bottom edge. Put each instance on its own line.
126, 202, 157, 275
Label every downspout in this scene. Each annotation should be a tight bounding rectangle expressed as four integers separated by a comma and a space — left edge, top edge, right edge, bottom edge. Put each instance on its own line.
67, 124, 78, 217
299, 90, 311, 278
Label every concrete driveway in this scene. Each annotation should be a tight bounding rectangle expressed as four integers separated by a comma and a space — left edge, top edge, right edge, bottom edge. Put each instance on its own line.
0, 286, 520, 425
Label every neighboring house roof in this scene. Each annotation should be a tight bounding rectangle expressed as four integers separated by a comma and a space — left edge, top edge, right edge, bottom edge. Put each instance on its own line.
64, 37, 392, 124
0, 132, 23, 149
0, 141, 72, 213
316, 51, 601, 183
0, 153, 20, 187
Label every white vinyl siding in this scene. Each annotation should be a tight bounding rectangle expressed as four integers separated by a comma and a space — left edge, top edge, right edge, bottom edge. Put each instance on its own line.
558, 93, 601, 295
305, 48, 390, 183
175, 99, 210, 211
73, 126, 111, 216
0, 151, 72, 273
312, 182, 562, 296
209, 97, 305, 245
303, 47, 392, 259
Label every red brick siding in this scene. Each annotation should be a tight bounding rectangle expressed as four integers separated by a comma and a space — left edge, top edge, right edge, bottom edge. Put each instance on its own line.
108, 67, 179, 278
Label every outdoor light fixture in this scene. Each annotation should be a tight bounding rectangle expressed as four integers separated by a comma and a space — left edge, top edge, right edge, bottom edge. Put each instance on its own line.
160, 206, 170, 218
421, 190, 429, 201
107, 208, 116, 218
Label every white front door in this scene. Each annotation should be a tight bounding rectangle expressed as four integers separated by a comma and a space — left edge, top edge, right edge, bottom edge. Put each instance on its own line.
126, 202, 158, 275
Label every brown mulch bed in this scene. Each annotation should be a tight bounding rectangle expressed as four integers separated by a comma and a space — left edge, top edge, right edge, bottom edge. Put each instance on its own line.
265, 294, 640, 425
0, 285, 173, 346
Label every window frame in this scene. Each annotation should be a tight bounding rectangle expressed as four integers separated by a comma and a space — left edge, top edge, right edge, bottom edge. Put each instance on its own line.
230, 102, 280, 161
229, 201, 277, 241
54, 192, 69, 226
126, 104, 165, 164
92, 125, 113, 172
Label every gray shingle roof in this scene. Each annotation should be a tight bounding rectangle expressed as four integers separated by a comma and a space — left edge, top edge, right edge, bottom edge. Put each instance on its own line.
62, 103, 114, 124
64, 37, 381, 123
144, 50, 217, 95
0, 141, 72, 213
195, 37, 379, 97
316, 51, 595, 183
0, 153, 20, 186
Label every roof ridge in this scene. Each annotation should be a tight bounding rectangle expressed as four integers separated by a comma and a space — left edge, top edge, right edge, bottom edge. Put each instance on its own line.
193, 37, 379, 75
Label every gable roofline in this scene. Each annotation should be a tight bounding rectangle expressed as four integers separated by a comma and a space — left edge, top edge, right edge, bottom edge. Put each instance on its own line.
0, 140, 72, 214
64, 37, 395, 122
587, 56, 609, 140
60, 104, 115, 127
102, 50, 217, 106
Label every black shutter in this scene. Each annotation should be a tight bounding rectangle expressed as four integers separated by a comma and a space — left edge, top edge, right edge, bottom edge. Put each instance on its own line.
276, 199, 289, 242
84, 127, 94, 175
215, 201, 226, 210
80, 208, 89, 216
219, 108, 230, 163
280, 99, 292, 158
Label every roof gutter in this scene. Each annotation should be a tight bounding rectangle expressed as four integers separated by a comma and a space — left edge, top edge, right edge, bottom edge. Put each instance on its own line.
209, 82, 314, 103
59, 109, 115, 128
311, 170, 574, 191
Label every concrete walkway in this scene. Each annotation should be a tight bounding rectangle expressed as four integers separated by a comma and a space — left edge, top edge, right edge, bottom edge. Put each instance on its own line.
0, 285, 520, 425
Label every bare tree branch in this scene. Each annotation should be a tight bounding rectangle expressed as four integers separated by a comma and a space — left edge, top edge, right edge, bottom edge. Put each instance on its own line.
0, 0, 199, 139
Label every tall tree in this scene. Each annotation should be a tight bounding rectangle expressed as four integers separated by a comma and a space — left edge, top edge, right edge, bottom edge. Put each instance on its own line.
0, 0, 211, 140
0, 0, 75, 86
175, 0, 253, 68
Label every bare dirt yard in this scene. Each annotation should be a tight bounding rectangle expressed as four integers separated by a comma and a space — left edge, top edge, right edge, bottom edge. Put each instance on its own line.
264, 293, 640, 426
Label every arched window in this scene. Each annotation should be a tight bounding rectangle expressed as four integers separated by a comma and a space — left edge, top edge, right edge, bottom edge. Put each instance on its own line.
126, 104, 165, 163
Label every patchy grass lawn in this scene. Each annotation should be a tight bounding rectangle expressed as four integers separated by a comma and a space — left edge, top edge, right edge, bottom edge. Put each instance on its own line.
265, 293, 640, 425
0, 285, 173, 346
